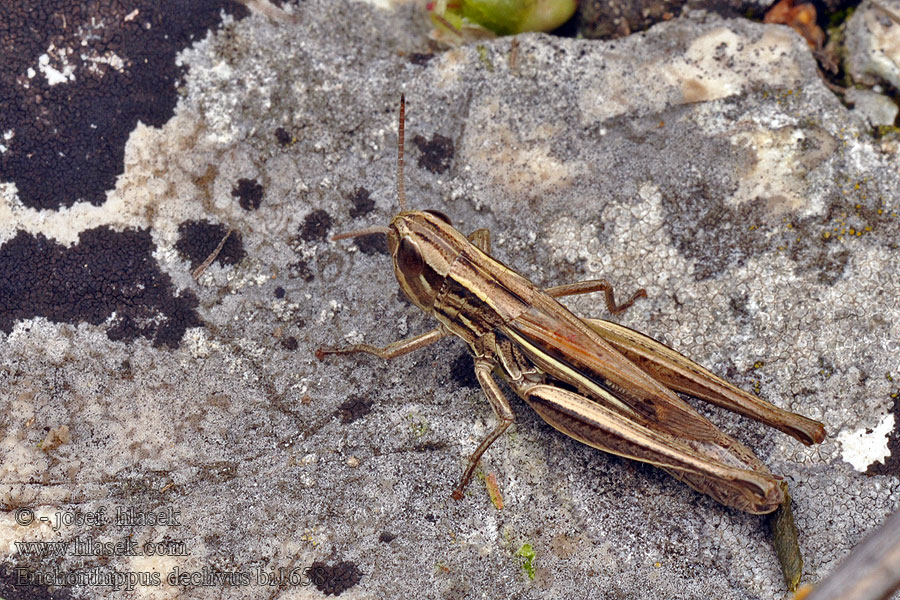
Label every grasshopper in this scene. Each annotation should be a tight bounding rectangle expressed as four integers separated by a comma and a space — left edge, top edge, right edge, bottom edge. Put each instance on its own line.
317, 96, 825, 514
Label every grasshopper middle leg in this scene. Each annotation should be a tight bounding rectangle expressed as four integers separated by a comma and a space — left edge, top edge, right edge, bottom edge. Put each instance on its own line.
545, 280, 647, 314
452, 355, 515, 500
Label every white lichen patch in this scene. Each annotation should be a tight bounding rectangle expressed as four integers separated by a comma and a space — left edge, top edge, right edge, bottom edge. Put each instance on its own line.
464, 100, 579, 199
0, 112, 214, 246
837, 412, 894, 471
37, 44, 76, 86
729, 127, 810, 214
579, 25, 803, 125
669, 27, 801, 104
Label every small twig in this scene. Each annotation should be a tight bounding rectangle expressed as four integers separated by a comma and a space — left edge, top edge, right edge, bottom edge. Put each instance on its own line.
508, 38, 520, 72
193, 228, 234, 280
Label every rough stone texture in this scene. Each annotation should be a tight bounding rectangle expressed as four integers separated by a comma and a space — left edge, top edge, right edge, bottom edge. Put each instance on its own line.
2, 1, 900, 599
846, 87, 900, 127
845, 0, 900, 90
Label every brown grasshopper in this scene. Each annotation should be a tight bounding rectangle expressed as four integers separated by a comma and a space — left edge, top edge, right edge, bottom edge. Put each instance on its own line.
317, 96, 825, 514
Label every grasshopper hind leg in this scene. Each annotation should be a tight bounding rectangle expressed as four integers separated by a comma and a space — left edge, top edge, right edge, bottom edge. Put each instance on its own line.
315, 327, 447, 360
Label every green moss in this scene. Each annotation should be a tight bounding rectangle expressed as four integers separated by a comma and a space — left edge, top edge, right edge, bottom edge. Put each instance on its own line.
515, 543, 536, 579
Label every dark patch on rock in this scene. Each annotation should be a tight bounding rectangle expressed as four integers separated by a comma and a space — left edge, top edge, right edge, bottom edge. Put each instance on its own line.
300, 210, 333, 242
274, 286, 285, 298
280, 336, 298, 351
307, 560, 362, 596
0, 227, 200, 348
274, 126, 292, 146
449, 352, 478, 388
336, 396, 374, 424
728, 293, 750, 321
408, 52, 435, 65
415, 441, 448, 452
348, 187, 375, 218
661, 183, 755, 280
378, 531, 396, 543
175, 220, 245, 269
0, 1, 248, 210
289, 259, 315, 282
412, 133, 454, 174
354, 234, 389, 256
200, 460, 239, 484
232, 178, 264, 210
807, 247, 850, 285
866, 394, 900, 477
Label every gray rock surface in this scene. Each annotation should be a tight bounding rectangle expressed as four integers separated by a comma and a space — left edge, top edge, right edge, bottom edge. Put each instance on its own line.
846, 0, 900, 91
846, 87, 899, 126
3, 1, 900, 599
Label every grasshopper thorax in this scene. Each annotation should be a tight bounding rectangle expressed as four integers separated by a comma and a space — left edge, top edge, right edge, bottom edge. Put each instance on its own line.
388, 209, 468, 312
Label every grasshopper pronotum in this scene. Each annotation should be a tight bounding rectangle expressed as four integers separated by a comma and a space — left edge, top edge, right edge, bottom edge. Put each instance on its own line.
317, 96, 825, 514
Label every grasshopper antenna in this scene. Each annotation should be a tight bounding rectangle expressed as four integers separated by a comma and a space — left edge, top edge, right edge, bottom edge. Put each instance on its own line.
331, 226, 391, 241
328, 95, 407, 242
397, 94, 407, 211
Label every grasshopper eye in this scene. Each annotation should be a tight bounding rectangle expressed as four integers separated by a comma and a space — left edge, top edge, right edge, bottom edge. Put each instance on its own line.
424, 210, 452, 226
397, 238, 424, 276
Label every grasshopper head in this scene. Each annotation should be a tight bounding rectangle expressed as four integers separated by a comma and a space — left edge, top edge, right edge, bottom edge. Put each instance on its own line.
388, 209, 465, 312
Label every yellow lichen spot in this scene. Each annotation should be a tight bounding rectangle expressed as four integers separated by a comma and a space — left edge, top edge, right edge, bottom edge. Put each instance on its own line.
865, 225, 873, 231
753, 361, 765, 369
848, 228, 856, 235
857, 231, 863, 236
822, 231, 831, 239
877, 208, 883, 215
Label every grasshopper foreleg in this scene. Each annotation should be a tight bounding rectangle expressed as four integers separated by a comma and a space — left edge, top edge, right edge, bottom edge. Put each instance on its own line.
315, 327, 447, 360
452, 356, 515, 500
545, 280, 647, 314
